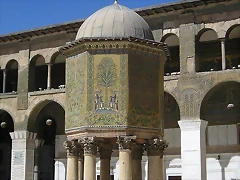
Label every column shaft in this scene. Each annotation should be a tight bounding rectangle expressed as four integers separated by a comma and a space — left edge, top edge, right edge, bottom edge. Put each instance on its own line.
78, 159, 83, 180
221, 39, 226, 70
146, 138, 167, 180
84, 154, 96, 180
47, 63, 51, 89
148, 156, 163, 180
83, 137, 97, 180
132, 159, 142, 180
178, 120, 208, 180
3, 69, 6, 93
64, 140, 81, 180
100, 159, 110, 180
66, 156, 78, 180
119, 150, 132, 180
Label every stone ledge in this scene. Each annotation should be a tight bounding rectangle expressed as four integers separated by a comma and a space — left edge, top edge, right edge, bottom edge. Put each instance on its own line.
207, 145, 240, 154
0, 92, 17, 99
29, 88, 65, 96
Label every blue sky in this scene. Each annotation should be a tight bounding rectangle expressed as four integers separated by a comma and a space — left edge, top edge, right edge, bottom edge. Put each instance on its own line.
0, 0, 175, 35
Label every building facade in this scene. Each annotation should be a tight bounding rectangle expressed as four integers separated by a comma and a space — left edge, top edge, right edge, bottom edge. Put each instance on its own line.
0, 0, 239, 180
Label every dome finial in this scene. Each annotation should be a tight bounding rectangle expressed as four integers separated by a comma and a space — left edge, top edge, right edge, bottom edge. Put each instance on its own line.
114, 0, 118, 4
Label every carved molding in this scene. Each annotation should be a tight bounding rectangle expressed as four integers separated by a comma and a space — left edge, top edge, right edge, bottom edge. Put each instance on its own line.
117, 136, 136, 151
83, 137, 98, 155
146, 138, 168, 157
178, 119, 208, 131
10, 131, 36, 140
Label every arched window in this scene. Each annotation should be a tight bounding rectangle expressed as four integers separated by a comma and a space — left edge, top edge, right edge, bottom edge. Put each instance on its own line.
225, 25, 240, 69
161, 34, 180, 75
5, 60, 18, 93
50, 53, 66, 89
29, 55, 47, 92
196, 29, 221, 72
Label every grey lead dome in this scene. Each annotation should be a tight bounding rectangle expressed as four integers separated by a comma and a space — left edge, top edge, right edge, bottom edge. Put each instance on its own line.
76, 1, 154, 40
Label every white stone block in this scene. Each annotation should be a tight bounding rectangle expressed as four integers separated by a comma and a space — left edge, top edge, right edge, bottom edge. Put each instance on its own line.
164, 129, 174, 148
227, 124, 237, 145
173, 128, 181, 147
217, 125, 228, 146
208, 126, 217, 146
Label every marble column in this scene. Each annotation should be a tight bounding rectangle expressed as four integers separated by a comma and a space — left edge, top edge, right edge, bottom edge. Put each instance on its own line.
98, 142, 113, 180
47, 63, 51, 89
10, 131, 36, 180
83, 137, 97, 180
178, 120, 208, 180
64, 140, 80, 180
131, 143, 144, 180
78, 147, 84, 180
146, 138, 168, 180
2, 69, 7, 93
117, 136, 136, 180
220, 38, 226, 70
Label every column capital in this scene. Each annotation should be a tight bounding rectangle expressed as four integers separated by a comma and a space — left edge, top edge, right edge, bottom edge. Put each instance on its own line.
219, 38, 225, 42
146, 138, 168, 157
63, 140, 81, 157
98, 141, 113, 159
178, 119, 208, 131
83, 137, 98, 155
117, 135, 136, 151
10, 131, 36, 140
131, 142, 144, 160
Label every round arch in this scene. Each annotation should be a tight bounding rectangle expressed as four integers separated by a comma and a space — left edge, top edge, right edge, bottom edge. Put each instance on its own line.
0, 104, 17, 124
164, 92, 180, 128
27, 99, 65, 135
200, 81, 240, 125
30, 54, 46, 64
27, 99, 65, 180
197, 28, 218, 42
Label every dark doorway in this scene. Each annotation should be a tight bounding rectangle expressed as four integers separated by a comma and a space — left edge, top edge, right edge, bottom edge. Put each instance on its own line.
0, 110, 14, 180
169, 176, 182, 180
31, 101, 65, 180
37, 116, 56, 180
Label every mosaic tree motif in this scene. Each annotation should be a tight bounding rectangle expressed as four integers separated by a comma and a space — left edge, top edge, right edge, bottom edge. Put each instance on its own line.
96, 57, 118, 110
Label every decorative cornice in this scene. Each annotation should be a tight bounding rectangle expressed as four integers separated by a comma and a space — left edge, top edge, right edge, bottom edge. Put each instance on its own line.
83, 137, 98, 155
117, 135, 136, 151
59, 37, 170, 61
145, 138, 168, 157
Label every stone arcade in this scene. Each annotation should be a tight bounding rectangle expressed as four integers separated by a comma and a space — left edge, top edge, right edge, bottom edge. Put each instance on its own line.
60, 1, 169, 179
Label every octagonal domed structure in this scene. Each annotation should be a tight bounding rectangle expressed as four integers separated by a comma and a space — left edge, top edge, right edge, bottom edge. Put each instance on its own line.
76, 1, 154, 40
